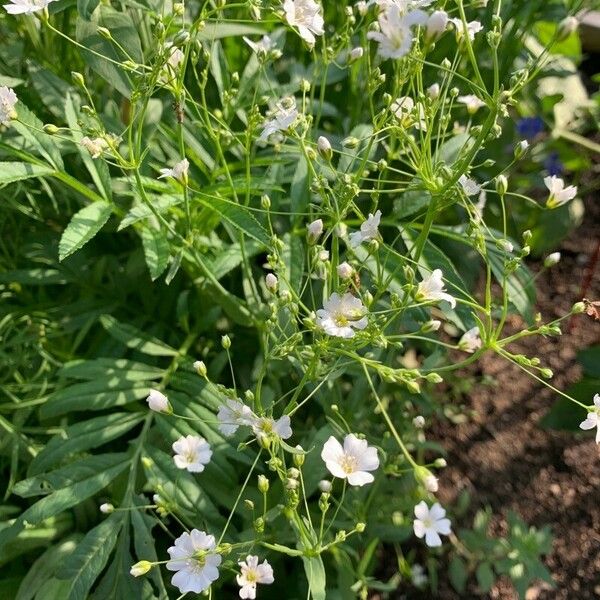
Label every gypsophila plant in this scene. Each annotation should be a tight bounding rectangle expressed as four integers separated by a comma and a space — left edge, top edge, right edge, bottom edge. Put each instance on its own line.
0, 0, 596, 597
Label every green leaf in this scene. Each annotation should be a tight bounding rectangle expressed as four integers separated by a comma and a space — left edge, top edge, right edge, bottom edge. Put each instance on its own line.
449, 555, 468, 594
198, 22, 265, 40
541, 379, 600, 431
77, 0, 100, 20
58, 202, 113, 261
59, 358, 163, 381
290, 154, 309, 219
302, 555, 327, 600
476, 562, 495, 593
140, 226, 170, 281
0, 162, 54, 185
0, 269, 68, 285
56, 514, 122, 600
0, 459, 129, 551
197, 196, 270, 247
118, 195, 182, 230
100, 314, 178, 356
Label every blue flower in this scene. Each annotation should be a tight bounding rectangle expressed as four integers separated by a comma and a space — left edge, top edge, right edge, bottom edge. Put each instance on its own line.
544, 152, 564, 176
516, 116, 544, 139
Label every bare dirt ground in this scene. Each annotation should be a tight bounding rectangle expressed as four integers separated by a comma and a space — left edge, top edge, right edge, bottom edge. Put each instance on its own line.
431, 195, 600, 598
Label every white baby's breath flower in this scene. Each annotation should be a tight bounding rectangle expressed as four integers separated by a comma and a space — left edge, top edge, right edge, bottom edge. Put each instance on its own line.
450, 18, 483, 41
457, 94, 486, 114
427, 82, 440, 99
158, 158, 189, 183
3, 0, 56, 14
579, 394, 600, 444
161, 42, 184, 82
236, 556, 274, 599
413, 501, 451, 547
172, 435, 212, 473
316, 292, 368, 338
217, 399, 255, 436
0, 86, 18, 125
367, 4, 427, 59
283, 0, 324, 47
146, 388, 171, 413
544, 175, 577, 209
424, 474, 438, 492
243, 35, 275, 57
391, 96, 426, 130
337, 262, 354, 279
349, 210, 381, 248
80, 136, 108, 159
349, 46, 364, 62
258, 97, 298, 142
321, 434, 379, 486
416, 269, 456, 308
166, 529, 221, 594
458, 174, 481, 196
459, 326, 482, 353
252, 415, 292, 442
426, 10, 448, 42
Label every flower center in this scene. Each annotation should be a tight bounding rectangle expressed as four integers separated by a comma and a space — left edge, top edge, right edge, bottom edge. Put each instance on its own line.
334, 314, 349, 327
422, 517, 434, 529
244, 569, 258, 583
185, 450, 197, 463
340, 454, 358, 474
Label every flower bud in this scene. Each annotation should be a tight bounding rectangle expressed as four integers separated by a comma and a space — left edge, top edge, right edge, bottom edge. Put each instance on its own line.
557, 16, 578, 41
173, 30, 190, 47
413, 415, 425, 428
130, 561, 153, 577
307, 219, 323, 244
71, 71, 85, 87
42, 123, 59, 135
193, 360, 207, 377
97, 27, 112, 40
424, 474, 439, 492
285, 477, 298, 490
173, 2, 184, 15
497, 239, 514, 253
540, 368, 553, 379
293, 446, 305, 467
427, 83, 440, 100
544, 252, 561, 268
426, 373, 443, 384
355, 522, 366, 533
426, 10, 448, 42
336, 261, 354, 279
318, 479, 332, 493
146, 389, 172, 414
342, 136, 359, 149
265, 273, 278, 292
100, 503, 114, 514
495, 174, 508, 196
422, 319, 441, 333
514, 139, 529, 159
221, 335, 231, 350
317, 136, 332, 161
261, 194, 271, 209
258, 474, 269, 494
572, 301, 585, 314
244, 499, 255, 510
349, 46, 364, 63
434, 458, 447, 468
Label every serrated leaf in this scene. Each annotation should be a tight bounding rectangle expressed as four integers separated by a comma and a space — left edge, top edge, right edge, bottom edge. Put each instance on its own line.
57, 514, 122, 600
100, 314, 178, 356
58, 202, 113, 261
0, 162, 54, 185
141, 227, 170, 280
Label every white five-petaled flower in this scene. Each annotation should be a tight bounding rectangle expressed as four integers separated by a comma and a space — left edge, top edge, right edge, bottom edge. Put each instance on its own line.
158, 158, 189, 183
367, 4, 427, 60
391, 96, 426, 130
146, 388, 171, 413
3, 0, 56, 14
458, 174, 481, 196
544, 175, 577, 209
316, 292, 368, 338
166, 529, 221, 594
252, 415, 292, 442
283, 0, 324, 47
0, 86, 17, 126
459, 326, 482, 353
321, 434, 379, 486
172, 434, 212, 473
457, 94, 486, 114
243, 35, 275, 57
236, 555, 274, 599
579, 394, 600, 444
426, 10, 448, 42
258, 97, 298, 142
450, 18, 483, 41
217, 398, 256, 436
80, 136, 108, 159
413, 501, 451, 547
349, 210, 381, 248
416, 269, 456, 309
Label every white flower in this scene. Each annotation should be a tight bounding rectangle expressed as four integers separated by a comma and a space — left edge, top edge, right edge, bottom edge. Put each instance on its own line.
316, 292, 368, 338
258, 97, 298, 142
349, 46, 364, 62
424, 474, 438, 492
166, 529, 221, 594
236, 556, 274, 599
0, 86, 18, 126
544, 252, 561, 267
458, 174, 481, 196
427, 82, 440, 99
158, 158, 189, 183
146, 388, 171, 413
252, 415, 293, 441
413, 415, 425, 428
80, 136, 108, 159
426, 10, 448, 42
413, 501, 451, 547
283, 0, 324, 47
579, 394, 600, 444
459, 326, 482, 353
337, 262, 354, 279
265, 273, 278, 292
100, 502, 114, 514
411, 564, 427, 587
349, 210, 381, 248
367, 5, 427, 60
544, 175, 577, 208
498, 239, 513, 253
3, 0, 56, 15
450, 18, 483, 41
307, 218, 324, 243
474, 189, 486, 223
161, 42, 184, 82
243, 35, 275, 57
355, 0, 368, 15
416, 269, 456, 308
321, 434, 379, 486
457, 94, 486, 114
172, 435, 212, 473
391, 96, 426, 129
217, 399, 256, 436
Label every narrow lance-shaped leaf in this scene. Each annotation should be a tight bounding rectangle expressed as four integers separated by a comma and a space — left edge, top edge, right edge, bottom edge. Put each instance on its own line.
58, 202, 113, 261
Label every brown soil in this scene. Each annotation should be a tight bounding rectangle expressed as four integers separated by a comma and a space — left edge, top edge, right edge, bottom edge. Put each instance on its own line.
431, 196, 600, 598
